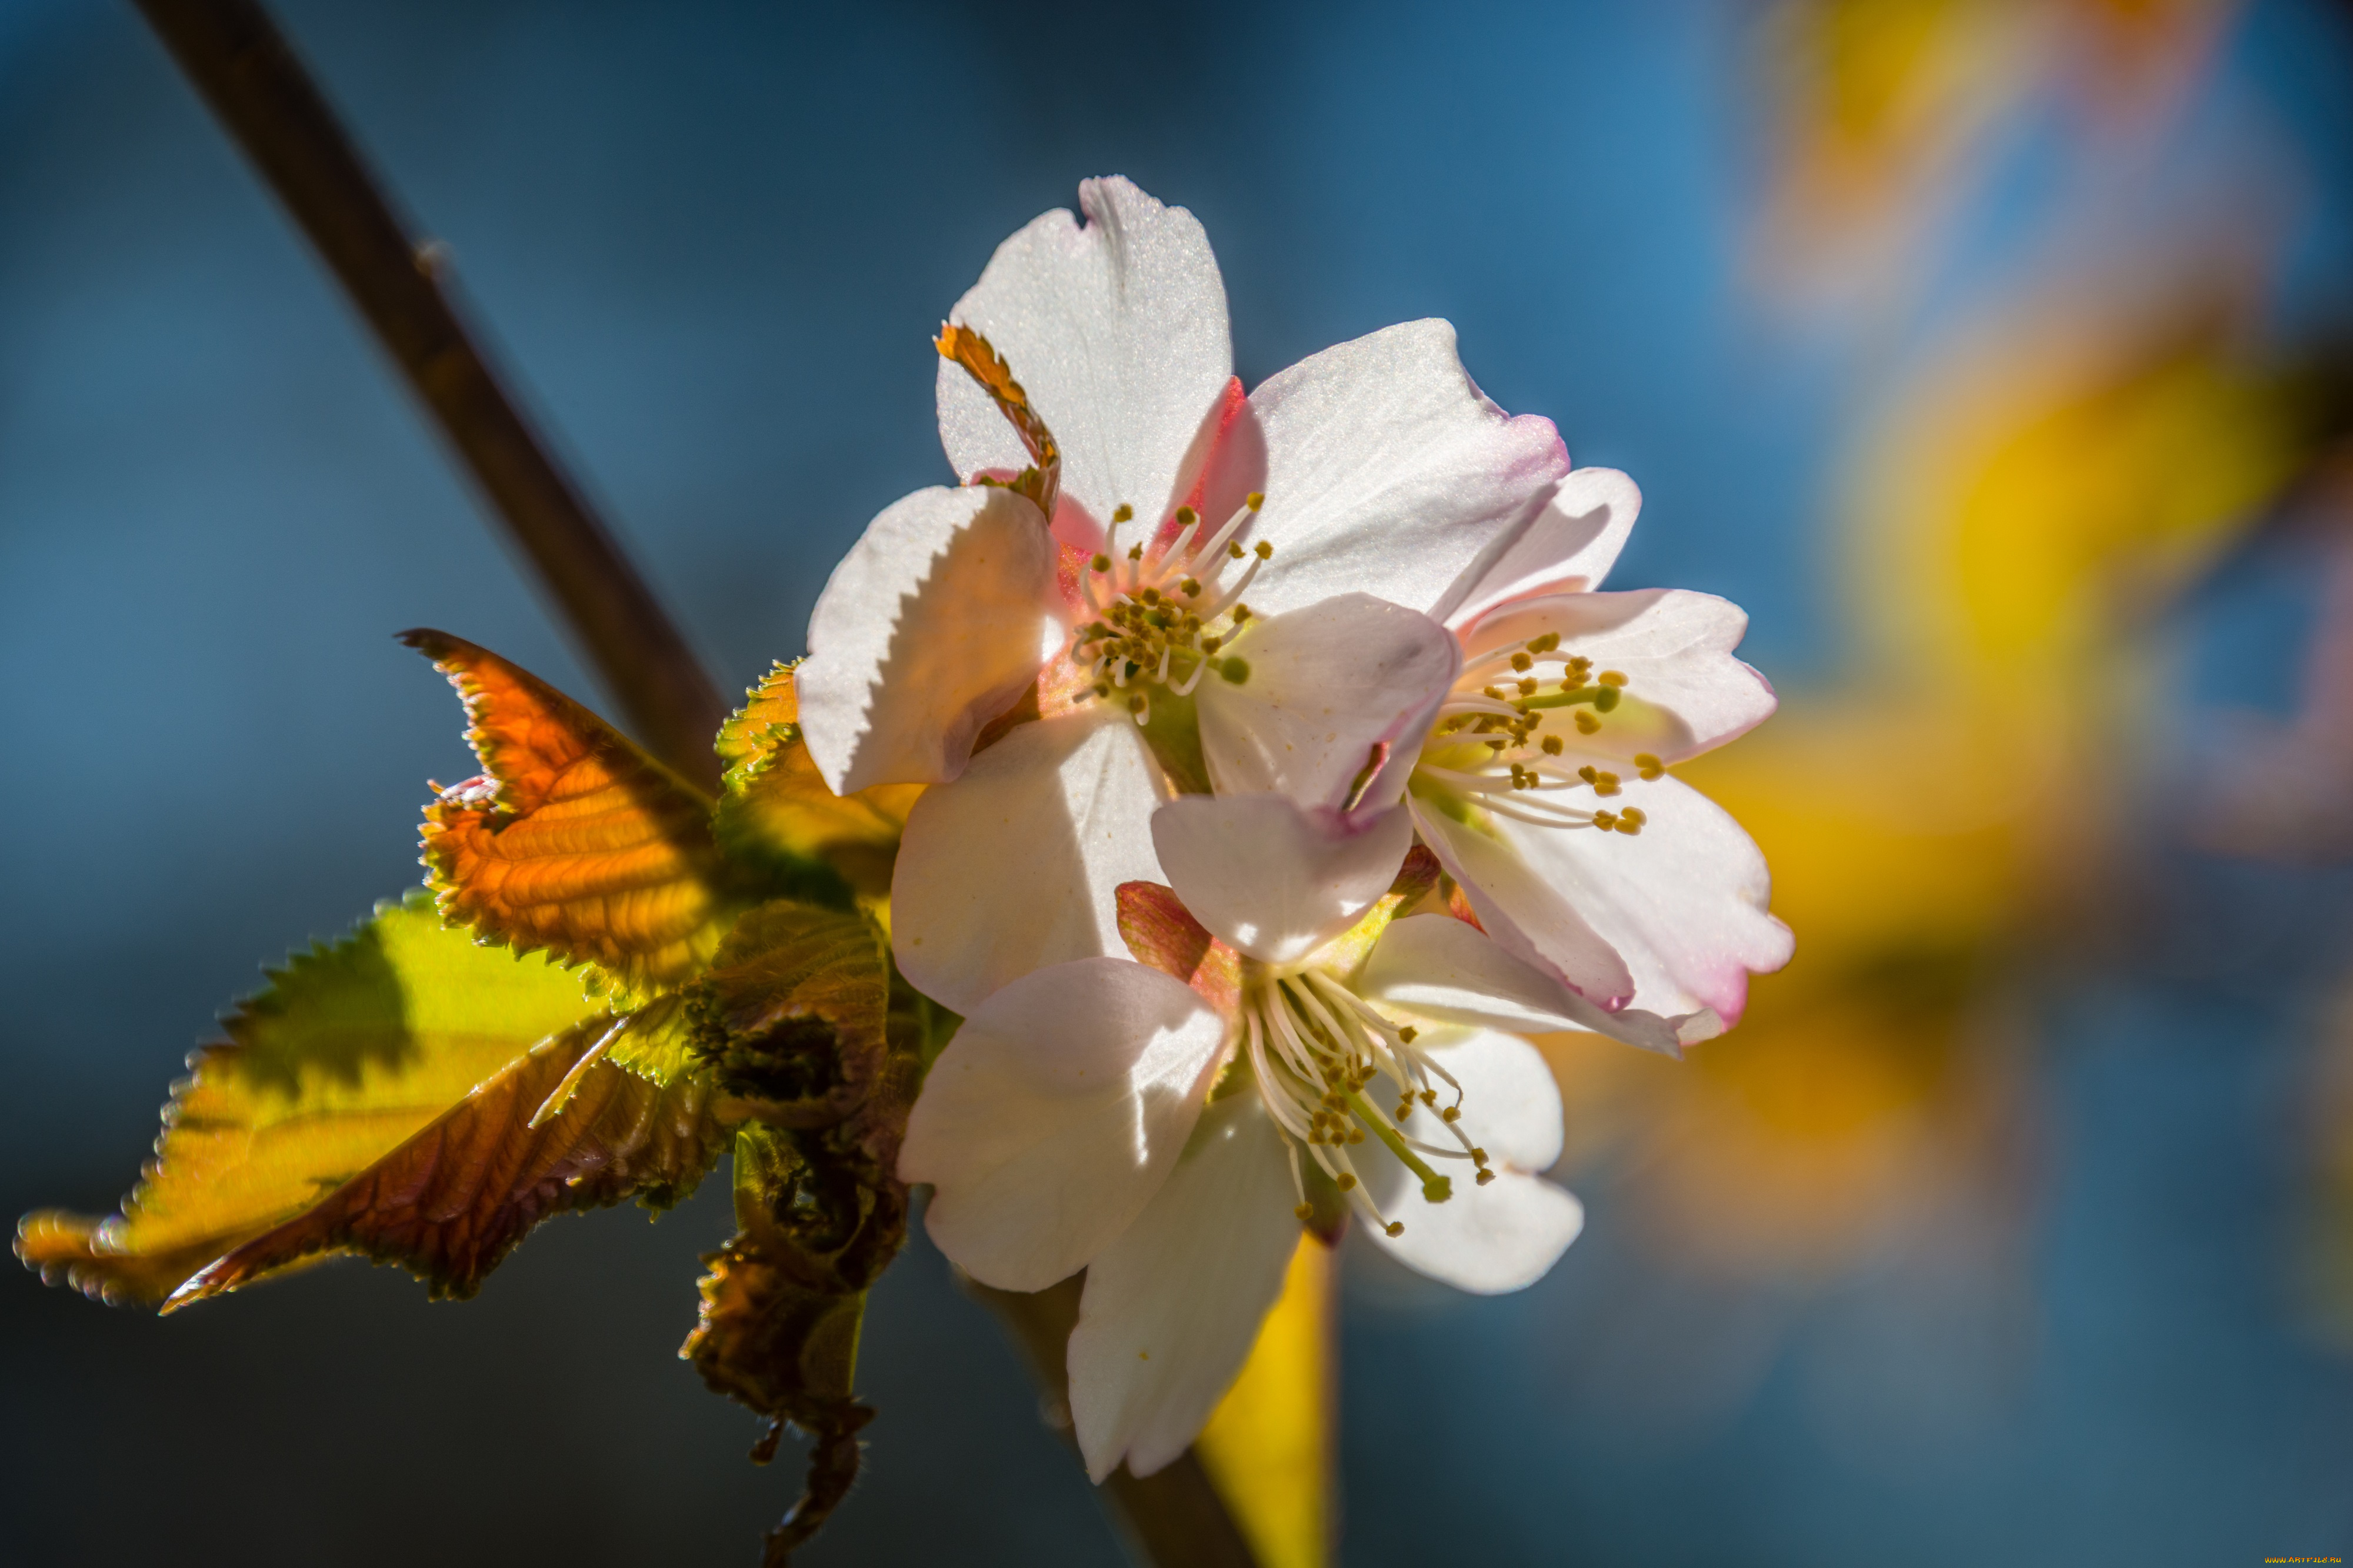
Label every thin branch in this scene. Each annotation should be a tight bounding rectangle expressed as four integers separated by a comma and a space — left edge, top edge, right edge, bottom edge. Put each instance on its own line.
131, 0, 727, 789
962, 1273, 1261, 1568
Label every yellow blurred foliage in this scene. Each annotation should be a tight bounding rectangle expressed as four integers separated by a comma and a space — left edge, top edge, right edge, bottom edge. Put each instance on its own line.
1198, 1240, 1334, 1568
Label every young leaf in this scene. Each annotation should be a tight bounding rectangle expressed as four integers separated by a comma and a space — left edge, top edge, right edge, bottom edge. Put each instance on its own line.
714, 661, 921, 899
16, 895, 598, 1307
172, 1009, 730, 1306
405, 628, 732, 993
681, 899, 917, 1564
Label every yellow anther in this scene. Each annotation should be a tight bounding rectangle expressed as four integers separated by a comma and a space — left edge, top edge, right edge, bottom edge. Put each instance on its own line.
1484, 685, 1506, 700
1201, 635, 1222, 654
1092, 682, 1111, 699
1541, 735, 1564, 755
1511, 652, 1533, 673
1384, 1220, 1405, 1237
1337, 1173, 1358, 1192
1577, 765, 1598, 783
1231, 605, 1252, 623
1634, 752, 1665, 780
1599, 669, 1628, 687
1567, 656, 1592, 677
1594, 772, 1620, 796
1294, 1203, 1314, 1222
1517, 677, 1538, 696
1400, 1027, 1419, 1044
1397, 1103, 1414, 1120
1112, 503, 1135, 523
1246, 491, 1265, 509
1091, 553, 1112, 572
1139, 586, 1161, 605
1470, 1147, 1488, 1163
1620, 807, 1647, 827
1127, 693, 1147, 714
1574, 710, 1602, 735
1592, 809, 1618, 829
1348, 1127, 1365, 1144
1475, 1169, 1496, 1186
1529, 632, 1560, 653
1228, 540, 1245, 559
1440, 1106, 1461, 1123
1180, 578, 1201, 596
1616, 816, 1642, 835
1128, 543, 1144, 561
1254, 540, 1274, 559
1175, 505, 1197, 526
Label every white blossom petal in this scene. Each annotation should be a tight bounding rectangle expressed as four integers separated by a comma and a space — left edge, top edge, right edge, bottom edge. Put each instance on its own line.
1068, 1095, 1301, 1482
1154, 795, 1412, 965
1193, 593, 1460, 813
1196, 319, 1569, 620
1447, 467, 1642, 628
798, 485, 1062, 793
901, 958, 1228, 1293
894, 706, 1165, 1015
1466, 589, 1775, 763
1362, 1163, 1584, 1296
938, 176, 1233, 531
1484, 773, 1792, 1028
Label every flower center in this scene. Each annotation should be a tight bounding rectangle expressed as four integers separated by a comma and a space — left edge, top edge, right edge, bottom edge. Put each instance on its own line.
1417, 630, 1665, 836
1237, 962, 1493, 1238
1071, 496, 1277, 725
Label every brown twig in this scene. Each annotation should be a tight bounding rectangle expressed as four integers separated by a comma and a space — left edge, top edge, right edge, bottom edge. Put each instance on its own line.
962, 1273, 1260, 1568
130, 0, 727, 789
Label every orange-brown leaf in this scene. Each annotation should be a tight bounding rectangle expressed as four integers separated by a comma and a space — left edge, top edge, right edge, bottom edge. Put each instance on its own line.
936, 322, 1061, 519
172, 1010, 729, 1306
714, 662, 920, 899
405, 629, 730, 992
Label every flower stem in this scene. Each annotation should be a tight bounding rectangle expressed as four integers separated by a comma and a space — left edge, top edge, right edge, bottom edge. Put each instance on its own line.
130, 0, 728, 790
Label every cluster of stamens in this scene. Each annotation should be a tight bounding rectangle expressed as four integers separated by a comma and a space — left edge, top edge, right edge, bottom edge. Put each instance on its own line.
1240, 965, 1495, 1239
1071, 494, 1274, 725
1419, 630, 1667, 835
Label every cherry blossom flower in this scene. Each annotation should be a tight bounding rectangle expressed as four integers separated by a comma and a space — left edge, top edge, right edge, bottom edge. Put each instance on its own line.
1409, 466, 1796, 1047
790, 176, 1567, 1014
899, 793, 1688, 1482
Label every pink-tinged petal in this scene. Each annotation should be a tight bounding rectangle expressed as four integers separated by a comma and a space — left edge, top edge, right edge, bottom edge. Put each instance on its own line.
901, 957, 1228, 1293
799, 485, 1061, 793
1194, 593, 1459, 813
1153, 795, 1412, 965
1447, 467, 1642, 628
1362, 1163, 1584, 1296
1067, 1095, 1300, 1482
1465, 589, 1775, 764
1362, 913, 1629, 1042
938, 177, 1233, 531
1409, 798, 1637, 1009
1191, 319, 1569, 621
894, 707, 1165, 1015
1485, 774, 1792, 1027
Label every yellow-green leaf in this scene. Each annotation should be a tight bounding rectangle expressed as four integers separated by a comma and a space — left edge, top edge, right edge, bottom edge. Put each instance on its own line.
714, 661, 920, 900
173, 1010, 729, 1306
405, 628, 731, 993
16, 894, 597, 1307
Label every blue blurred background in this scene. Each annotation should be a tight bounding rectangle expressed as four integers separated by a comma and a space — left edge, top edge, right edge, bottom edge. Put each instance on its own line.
6, 0, 2353, 1562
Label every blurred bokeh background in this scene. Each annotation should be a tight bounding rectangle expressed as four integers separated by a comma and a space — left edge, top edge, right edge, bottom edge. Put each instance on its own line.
6, 0, 2353, 1562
